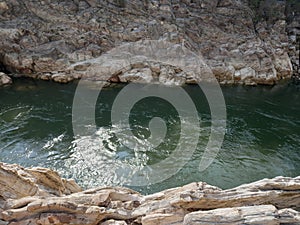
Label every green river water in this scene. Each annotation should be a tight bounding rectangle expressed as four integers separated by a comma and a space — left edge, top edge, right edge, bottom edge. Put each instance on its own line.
0, 78, 299, 194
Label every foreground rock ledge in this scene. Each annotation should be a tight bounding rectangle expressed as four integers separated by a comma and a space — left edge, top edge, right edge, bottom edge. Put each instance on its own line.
0, 163, 299, 225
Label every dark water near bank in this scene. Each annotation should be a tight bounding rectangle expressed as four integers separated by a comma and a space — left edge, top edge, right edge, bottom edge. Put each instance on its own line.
0, 79, 299, 194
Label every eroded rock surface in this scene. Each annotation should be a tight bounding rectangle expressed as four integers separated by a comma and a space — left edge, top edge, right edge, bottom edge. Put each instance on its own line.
0, 0, 299, 85
0, 162, 299, 225
0, 162, 81, 201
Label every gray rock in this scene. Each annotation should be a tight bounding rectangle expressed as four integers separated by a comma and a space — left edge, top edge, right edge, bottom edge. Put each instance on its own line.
0, 0, 298, 85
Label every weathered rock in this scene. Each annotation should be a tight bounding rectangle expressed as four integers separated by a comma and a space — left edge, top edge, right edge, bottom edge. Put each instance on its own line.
102, 220, 128, 225
0, 0, 298, 85
0, 162, 81, 201
182, 206, 300, 225
0, 163, 299, 225
119, 68, 153, 83
0, 72, 11, 86
183, 205, 300, 225
52, 73, 73, 83
67, 40, 214, 85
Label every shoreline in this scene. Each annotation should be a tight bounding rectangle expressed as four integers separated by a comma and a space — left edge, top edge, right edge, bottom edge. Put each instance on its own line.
1, 72, 298, 88
0, 162, 299, 224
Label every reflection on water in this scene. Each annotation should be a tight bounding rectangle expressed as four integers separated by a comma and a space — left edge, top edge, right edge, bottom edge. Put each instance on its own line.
0, 78, 299, 194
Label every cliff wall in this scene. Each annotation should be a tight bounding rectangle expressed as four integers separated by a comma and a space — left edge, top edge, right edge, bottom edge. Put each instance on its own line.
0, 0, 299, 85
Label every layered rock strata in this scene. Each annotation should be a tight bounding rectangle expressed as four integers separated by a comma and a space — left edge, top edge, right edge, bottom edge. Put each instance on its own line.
0, 163, 300, 225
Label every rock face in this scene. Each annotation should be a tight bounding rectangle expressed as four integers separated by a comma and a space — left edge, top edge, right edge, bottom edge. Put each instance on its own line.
68, 40, 214, 85
0, 162, 300, 225
0, 0, 299, 85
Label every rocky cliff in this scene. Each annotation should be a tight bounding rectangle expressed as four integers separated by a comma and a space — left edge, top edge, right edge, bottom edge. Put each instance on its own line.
0, 0, 299, 85
0, 162, 300, 225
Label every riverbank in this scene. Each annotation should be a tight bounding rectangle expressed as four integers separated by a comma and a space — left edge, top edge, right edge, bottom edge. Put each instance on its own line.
0, 0, 299, 86
0, 162, 299, 225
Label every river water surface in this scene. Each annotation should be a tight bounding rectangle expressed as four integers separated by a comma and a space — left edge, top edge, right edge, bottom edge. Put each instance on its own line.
0, 79, 299, 194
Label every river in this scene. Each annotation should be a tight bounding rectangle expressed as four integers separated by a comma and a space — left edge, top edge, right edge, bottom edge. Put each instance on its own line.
0, 78, 299, 194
